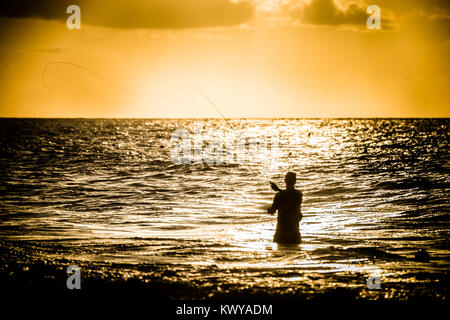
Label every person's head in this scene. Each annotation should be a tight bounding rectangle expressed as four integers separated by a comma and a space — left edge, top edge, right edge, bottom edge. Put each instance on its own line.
284, 172, 296, 189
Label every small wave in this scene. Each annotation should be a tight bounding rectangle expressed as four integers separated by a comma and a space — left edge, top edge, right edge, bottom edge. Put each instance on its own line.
311, 246, 405, 261
373, 178, 449, 190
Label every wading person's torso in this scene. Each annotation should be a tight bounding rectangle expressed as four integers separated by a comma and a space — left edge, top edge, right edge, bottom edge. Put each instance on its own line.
272, 189, 302, 244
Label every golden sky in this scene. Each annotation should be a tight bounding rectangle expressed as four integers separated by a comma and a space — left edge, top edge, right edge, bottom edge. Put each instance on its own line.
0, 0, 448, 118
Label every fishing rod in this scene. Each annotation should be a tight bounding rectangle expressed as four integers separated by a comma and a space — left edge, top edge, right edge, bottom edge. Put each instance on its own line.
41, 61, 280, 191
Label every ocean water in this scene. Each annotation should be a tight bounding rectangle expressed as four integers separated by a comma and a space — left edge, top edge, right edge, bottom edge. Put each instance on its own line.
0, 118, 449, 297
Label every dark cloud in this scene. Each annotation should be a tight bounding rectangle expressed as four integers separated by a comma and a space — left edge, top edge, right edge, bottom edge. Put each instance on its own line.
298, 0, 368, 26
287, 0, 402, 29
0, 1, 80, 20
370, 0, 449, 14
0, 0, 254, 29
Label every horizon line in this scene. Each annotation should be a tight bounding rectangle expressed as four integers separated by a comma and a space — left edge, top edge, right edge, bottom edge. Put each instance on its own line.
0, 117, 449, 120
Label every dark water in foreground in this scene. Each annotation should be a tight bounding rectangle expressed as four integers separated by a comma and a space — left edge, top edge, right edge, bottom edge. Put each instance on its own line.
0, 118, 449, 299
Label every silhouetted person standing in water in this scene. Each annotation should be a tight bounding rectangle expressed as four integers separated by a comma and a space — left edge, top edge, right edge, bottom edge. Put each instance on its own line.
267, 172, 302, 244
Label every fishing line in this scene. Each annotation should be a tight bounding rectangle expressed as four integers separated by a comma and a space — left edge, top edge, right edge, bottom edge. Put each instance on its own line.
42, 61, 279, 189
42, 61, 229, 125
